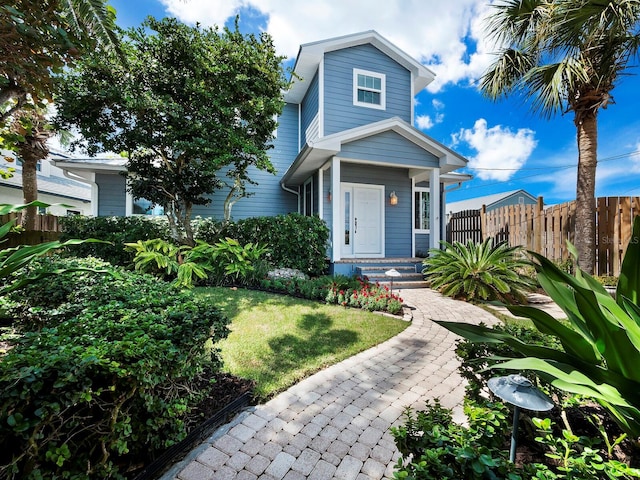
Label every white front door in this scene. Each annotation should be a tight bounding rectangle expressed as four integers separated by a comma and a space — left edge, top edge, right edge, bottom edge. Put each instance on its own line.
341, 184, 384, 257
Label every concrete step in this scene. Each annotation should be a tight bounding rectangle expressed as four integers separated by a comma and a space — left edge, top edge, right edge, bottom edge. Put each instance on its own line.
355, 264, 429, 289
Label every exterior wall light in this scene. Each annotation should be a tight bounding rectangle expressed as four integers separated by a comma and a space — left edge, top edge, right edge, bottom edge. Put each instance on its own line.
488, 374, 554, 462
389, 191, 398, 206
327, 189, 332, 202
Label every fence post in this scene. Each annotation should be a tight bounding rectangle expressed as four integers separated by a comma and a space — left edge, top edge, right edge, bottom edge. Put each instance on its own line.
480, 205, 487, 241
533, 196, 544, 254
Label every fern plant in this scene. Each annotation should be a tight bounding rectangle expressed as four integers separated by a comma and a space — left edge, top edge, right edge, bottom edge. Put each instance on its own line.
423, 238, 536, 304
125, 239, 213, 288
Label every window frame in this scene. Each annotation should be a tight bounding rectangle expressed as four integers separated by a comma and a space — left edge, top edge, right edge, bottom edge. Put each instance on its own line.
303, 177, 313, 217
353, 68, 386, 110
414, 188, 430, 233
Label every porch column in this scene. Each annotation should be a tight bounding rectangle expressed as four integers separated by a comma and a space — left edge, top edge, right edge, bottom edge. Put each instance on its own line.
429, 168, 440, 249
331, 156, 341, 262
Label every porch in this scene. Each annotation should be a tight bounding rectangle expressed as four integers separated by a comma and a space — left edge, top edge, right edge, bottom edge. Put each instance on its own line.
331, 257, 429, 289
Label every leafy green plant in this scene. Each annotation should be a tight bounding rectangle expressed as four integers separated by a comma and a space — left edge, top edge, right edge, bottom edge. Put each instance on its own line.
423, 238, 536, 304
437, 216, 640, 438
125, 237, 269, 288
532, 417, 640, 479
391, 399, 525, 479
209, 237, 270, 286
125, 238, 213, 287
0, 202, 106, 293
1, 257, 230, 479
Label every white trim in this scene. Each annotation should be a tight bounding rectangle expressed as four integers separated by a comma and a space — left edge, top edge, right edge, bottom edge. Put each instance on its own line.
303, 176, 313, 216
331, 157, 341, 262
318, 59, 325, 138
411, 177, 416, 257
318, 168, 323, 220
353, 68, 386, 110
298, 103, 301, 152
340, 181, 385, 259
414, 187, 431, 234
429, 168, 440, 249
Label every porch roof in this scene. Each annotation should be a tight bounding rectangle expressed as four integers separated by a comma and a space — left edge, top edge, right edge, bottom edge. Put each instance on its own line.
280, 117, 469, 186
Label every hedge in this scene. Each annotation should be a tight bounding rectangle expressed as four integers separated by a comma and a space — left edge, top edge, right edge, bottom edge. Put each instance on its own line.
196, 213, 330, 276
0, 257, 229, 479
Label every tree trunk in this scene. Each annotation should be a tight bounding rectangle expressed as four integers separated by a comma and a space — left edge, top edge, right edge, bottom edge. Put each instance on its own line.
20, 156, 40, 231
574, 112, 598, 274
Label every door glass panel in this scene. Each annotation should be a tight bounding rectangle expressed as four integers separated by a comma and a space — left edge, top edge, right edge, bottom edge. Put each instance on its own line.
344, 191, 350, 245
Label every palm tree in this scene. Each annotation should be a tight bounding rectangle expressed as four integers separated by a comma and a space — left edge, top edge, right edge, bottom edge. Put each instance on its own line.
481, 0, 640, 274
12, 108, 52, 230
1, 0, 118, 122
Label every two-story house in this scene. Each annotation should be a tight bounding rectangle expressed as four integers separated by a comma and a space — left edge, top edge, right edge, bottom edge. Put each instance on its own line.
55, 31, 470, 275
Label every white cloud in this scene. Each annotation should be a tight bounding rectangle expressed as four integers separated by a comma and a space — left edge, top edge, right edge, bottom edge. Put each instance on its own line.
416, 115, 434, 130
454, 118, 537, 181
156, 0, 499, 92
432, 99, 445, 110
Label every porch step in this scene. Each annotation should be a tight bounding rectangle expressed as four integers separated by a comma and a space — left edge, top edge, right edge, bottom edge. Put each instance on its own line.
356, 264, 429, 289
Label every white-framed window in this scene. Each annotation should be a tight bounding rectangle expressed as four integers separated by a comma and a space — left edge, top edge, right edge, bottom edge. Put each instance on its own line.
303, 177, 313, 216
353, 69, 386, 110
133, 198, 164, 216
414, 188, 430, 232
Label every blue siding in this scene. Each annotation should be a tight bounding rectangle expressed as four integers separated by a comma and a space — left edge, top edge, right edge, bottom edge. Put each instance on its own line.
488, 193, 537, 212
324, 44, 411, 136
300, 71, 319, 146
97, 173, 126, 216
340, 131, 439, 167
192, 102, 299, 220
341, 163, 411, 257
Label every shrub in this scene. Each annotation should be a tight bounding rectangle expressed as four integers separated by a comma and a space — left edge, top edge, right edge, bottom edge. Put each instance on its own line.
437, 218, 640, 438
125, 237, 270, 288
391, 398, 640, 480
196, 213, 329, 276
423, 238, 536, 304
59, 215, 169, 266
391, 399, 525, 479
0, 257, 230, 479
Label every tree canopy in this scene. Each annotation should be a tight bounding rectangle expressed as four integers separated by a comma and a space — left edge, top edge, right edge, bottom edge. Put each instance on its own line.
1, 0, 118, 122
481, 0, 640, 273
54, 17, 290, 244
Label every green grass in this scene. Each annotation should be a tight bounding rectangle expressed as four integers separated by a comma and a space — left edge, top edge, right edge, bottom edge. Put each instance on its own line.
196, 287, 409, 401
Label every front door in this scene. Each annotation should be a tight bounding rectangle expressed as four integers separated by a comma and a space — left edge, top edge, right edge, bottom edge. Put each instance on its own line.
341, 184, 384, 257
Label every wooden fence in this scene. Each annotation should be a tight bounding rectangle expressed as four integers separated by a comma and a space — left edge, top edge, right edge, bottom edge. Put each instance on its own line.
447, 196, 640, 276
0, 213, 63, 248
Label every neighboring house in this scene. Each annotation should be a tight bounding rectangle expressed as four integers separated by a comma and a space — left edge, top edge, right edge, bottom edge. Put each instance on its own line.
0, 149, 91, 216
55, 31, 471, 274
446, 189, 538, 217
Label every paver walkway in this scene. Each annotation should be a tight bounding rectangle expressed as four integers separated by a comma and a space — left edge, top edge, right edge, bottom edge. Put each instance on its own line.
162, 289, 500, 480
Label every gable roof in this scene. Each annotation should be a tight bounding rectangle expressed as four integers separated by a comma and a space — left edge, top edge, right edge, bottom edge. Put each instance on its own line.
285, 30, 435, 104
446, 189, 538, 214
281, 116, 468, 185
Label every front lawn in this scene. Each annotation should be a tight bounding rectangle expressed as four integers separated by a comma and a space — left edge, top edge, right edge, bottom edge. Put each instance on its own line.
197, 287, 409, 400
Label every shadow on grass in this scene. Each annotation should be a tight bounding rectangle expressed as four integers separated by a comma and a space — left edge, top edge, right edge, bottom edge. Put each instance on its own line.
254, 312, 358, 397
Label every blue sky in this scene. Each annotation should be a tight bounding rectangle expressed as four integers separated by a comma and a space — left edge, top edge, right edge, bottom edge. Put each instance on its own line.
106, 0, 640, 205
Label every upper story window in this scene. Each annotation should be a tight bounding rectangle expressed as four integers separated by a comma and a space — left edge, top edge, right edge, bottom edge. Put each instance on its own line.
353, 69, 386, 110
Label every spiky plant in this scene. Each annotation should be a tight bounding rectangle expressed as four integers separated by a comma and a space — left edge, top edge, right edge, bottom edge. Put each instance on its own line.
423, 238, 536, 304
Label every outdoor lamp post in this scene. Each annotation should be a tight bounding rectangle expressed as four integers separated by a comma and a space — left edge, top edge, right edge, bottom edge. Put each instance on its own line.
385, 268, 401, 294
487, 374, 554, 462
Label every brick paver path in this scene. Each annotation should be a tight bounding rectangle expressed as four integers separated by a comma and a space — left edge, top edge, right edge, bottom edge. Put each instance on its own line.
162, 288, 499, 480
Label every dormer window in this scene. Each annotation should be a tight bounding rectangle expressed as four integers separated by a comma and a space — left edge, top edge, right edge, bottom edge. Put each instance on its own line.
353, 69, 386, 110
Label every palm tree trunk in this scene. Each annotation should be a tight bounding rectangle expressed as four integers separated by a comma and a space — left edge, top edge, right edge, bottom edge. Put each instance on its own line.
574, 112, 598, 274
21, 156, 39, 231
